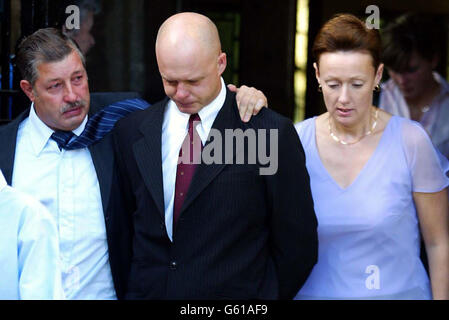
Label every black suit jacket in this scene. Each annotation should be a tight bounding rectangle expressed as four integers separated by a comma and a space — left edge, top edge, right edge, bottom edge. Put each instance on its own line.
113, 89, 318, 300
0, 94, 139, 299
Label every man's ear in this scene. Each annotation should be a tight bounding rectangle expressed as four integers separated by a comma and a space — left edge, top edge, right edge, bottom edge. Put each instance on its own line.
20, 80, 36, 102
217, 52, 227, 76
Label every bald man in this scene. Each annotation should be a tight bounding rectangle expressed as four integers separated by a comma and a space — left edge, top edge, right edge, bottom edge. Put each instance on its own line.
113, 12, 318, 300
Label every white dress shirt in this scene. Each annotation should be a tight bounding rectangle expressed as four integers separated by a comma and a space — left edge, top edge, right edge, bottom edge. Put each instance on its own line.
380, 72, 449, 158
162, 78, 226, 241
11, 105, 116, 300
0, 170, 64, 300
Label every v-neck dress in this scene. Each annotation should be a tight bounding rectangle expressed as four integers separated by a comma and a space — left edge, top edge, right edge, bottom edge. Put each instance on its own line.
294, 115, 449, 299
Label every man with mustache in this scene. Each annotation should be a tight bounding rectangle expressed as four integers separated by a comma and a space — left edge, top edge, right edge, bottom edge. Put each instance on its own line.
0, 28, 117, 300
0, 27, 267, 299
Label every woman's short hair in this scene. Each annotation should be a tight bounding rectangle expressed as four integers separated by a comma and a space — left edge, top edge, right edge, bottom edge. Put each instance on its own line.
313, 13, 382, 70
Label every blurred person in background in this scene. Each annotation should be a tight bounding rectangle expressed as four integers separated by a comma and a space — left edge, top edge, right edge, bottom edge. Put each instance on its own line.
61, 0, 100, 55
380, 13, 449, 159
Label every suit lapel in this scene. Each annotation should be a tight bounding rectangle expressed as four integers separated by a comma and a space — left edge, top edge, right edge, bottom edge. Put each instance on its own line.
89, 135, 114, 218
83, 105, 112, 217
133, 99, 167, 218
180, 90, 241, 214
0, 109, 30, 185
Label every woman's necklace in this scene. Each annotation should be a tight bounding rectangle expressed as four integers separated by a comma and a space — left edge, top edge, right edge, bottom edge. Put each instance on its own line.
420, 105, 430, 113
328, 108, 379, 145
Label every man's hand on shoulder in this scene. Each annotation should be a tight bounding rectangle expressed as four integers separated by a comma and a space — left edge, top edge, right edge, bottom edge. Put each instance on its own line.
228, 84, 268, 123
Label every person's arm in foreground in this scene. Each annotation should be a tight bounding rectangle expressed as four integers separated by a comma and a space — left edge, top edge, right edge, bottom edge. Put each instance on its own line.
414, 189, 449, 299
265, 120, 318, 299
18, 198, 64, 300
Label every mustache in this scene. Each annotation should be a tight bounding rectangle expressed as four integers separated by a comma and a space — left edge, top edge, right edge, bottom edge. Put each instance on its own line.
60, 100, 87, 114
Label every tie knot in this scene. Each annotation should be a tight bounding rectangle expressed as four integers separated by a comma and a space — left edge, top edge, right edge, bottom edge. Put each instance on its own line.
189, 113, 201, 127
50, 130, 75, 150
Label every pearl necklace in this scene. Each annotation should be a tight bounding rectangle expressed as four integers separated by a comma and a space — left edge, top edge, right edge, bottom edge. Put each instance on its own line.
328, 108, 379, 145
421, 105, 430, 113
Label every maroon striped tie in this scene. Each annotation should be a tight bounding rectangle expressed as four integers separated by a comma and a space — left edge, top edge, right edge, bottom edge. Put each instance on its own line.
173, 113, 202, 228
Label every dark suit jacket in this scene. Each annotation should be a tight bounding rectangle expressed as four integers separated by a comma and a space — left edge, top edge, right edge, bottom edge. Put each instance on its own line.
0, 93, 140, 299
113, 89, 318, 300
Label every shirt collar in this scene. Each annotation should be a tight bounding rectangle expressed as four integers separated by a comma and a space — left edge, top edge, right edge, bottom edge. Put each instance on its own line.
166, 77, 226, 144
28, 103, 88, 155
0, 170, 7, 192
197, 77, 227, 138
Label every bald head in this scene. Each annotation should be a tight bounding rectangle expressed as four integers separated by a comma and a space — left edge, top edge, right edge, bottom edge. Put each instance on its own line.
156, 12, 221, 59
155, 12, 227, 114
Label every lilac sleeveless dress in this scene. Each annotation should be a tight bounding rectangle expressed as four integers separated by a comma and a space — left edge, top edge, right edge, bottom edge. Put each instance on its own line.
294, 116, 449, 299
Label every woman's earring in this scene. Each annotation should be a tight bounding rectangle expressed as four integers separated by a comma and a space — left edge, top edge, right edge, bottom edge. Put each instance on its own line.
374, 84, 380, 92
318, 85, 322, 92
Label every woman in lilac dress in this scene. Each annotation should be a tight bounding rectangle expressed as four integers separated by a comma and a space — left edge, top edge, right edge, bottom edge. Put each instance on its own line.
294, 14, 449, 299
